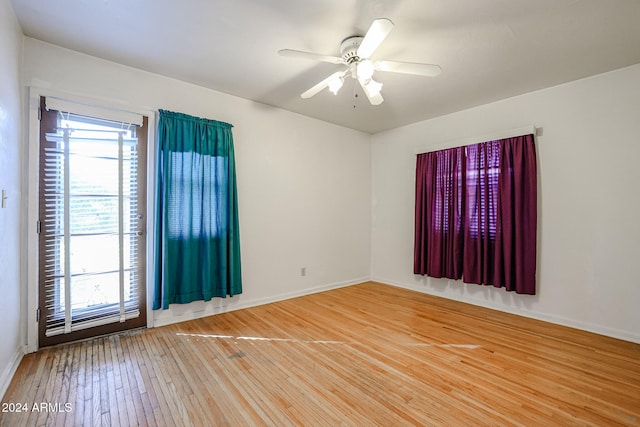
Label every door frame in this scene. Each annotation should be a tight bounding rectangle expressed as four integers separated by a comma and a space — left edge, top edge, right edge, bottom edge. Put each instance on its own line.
26, 87, 157, 352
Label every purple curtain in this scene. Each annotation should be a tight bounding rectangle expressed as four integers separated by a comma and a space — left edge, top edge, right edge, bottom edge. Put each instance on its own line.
414, 134, 537, 294
414, 147, 465, 279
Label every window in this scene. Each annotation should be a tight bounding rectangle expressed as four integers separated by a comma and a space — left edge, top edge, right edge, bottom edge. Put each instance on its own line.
432, 147, 464, 234
166, 152, 227, 239
465, 141, 500, 239
414, 134, 537, 294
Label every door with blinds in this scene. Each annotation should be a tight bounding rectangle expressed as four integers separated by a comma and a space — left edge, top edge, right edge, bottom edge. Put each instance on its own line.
38, 97, 147, 347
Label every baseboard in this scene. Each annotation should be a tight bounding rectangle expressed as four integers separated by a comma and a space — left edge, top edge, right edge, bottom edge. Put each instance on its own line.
0, 347, 24, 401
152, 276, 370, 328
372, 276, 640, 345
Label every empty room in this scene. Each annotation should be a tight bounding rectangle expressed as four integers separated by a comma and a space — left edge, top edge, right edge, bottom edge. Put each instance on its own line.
1, 0, 639, 425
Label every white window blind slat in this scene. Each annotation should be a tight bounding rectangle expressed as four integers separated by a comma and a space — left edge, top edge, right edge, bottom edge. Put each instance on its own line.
45, 310, 141, 337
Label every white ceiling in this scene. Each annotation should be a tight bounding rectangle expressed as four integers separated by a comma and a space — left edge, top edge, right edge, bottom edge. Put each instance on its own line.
10, 0, 640, 134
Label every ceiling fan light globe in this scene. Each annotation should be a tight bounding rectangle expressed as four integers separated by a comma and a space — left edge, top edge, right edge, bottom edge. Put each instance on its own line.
328, 75, 344, 95
357, 60, 375, 81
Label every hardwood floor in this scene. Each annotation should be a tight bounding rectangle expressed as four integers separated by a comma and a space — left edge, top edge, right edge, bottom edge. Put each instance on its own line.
2, 282, 639, 426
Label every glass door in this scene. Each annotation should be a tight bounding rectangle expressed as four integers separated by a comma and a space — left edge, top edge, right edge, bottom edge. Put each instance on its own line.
38, 97, 147, 347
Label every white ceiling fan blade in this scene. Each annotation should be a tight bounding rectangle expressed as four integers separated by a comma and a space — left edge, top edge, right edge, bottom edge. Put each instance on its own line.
357, 18, 394, 59
301, 70, 347, 99
278, 49, 344, 65
374, 60, 442, 77
358, 78, 384, 106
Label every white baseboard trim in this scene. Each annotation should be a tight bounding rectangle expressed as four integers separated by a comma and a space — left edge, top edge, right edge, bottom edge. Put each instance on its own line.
372, 276, 640, 345
152, 276, 370, 328
0, 347, 24, 401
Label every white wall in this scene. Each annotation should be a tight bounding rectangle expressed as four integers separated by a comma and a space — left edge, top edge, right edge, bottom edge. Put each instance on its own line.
371, 64, 640, 343
0, 0, 24, 398
22, 38, 371, 330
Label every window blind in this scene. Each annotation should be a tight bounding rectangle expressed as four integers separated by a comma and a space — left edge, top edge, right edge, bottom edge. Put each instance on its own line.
45, 96, 144, 127
42, 123, 141, 337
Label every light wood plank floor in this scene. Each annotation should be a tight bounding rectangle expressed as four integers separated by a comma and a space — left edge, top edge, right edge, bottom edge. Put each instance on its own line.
2, 282, 639, 426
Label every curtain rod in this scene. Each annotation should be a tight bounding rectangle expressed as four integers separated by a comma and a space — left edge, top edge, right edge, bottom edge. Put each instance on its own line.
413, 125, 536, 155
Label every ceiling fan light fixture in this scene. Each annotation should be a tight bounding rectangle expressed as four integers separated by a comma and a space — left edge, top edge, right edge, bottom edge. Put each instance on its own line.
328, 74, 344, 95
357, 60, 375, 81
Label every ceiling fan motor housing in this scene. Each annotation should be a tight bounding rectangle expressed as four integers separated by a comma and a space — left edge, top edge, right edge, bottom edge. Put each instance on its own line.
340, 36, 364, 63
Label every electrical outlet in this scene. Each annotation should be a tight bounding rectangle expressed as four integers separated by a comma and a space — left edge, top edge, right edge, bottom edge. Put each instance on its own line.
300, 267, 306, 277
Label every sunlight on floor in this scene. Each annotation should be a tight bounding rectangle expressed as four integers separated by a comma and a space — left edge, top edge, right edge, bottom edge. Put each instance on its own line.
175, 332, 481, 349
176, 332, 345, 345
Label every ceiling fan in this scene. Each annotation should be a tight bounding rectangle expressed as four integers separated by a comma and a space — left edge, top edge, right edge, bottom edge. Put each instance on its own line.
278, 18, 442, 106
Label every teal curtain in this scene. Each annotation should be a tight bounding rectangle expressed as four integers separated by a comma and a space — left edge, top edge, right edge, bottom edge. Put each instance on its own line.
153, 110, 242, 310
